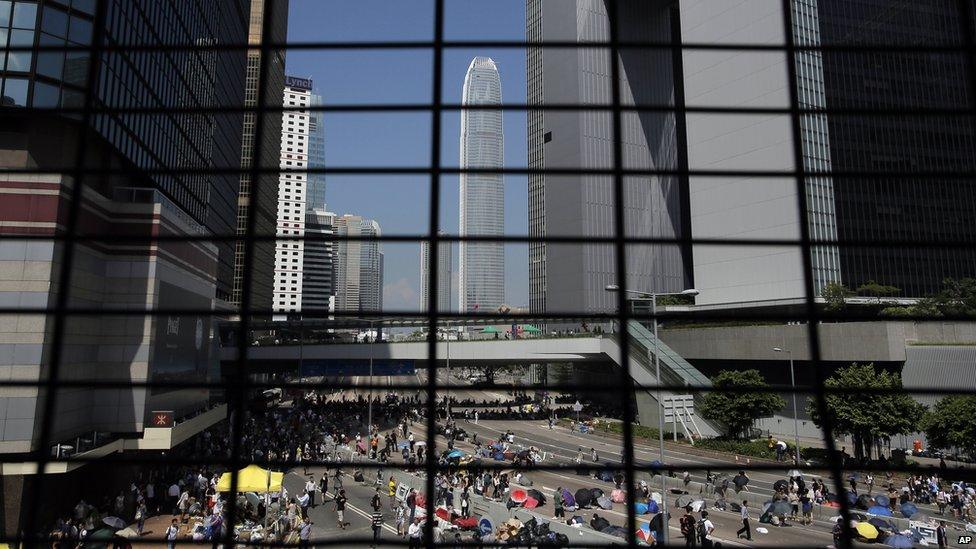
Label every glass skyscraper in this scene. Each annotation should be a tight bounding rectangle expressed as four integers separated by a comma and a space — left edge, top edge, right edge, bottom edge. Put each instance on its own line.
459, 57, 505, 313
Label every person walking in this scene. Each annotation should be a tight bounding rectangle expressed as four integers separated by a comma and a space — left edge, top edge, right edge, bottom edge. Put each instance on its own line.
698, 510, 715, 548
737, 500, 752, 540
320, 473, 329, 503
165, 518, 180, 549
371, 510, 384, 548
335, 489, 348, 530
395, 505, 406, 537
680, 507, 697, 548
937, 520, 949, 548
553, 488, 565, 520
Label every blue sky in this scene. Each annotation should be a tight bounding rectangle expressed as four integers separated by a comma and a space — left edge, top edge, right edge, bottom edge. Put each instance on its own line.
286, 0, 529, 311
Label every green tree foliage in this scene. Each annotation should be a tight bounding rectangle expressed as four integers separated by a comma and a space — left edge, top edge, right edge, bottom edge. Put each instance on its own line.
920, 395, 976, 458
808, 363, 925, 461
931, 277, 976, 317
856, 280, 901, 298
699, 369, 786, 439
822, 282, 853, 312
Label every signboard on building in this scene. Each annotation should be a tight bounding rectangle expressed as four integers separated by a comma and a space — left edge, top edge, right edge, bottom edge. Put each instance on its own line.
285, 76, 312, 90
149, 410, 174, 428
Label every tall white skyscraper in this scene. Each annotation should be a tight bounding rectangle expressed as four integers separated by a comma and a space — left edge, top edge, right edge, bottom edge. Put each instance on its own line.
421, 231, 452, 312
334, 215, 384, 312
273, 76, 313, 316
459, 57, 505, 313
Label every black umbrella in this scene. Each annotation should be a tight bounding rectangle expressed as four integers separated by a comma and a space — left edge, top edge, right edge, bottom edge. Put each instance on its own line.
856, 494, 873, 510
773, 479, 789, 492
575, 488, 594, 508
590, 488, 605, 500
734, 474, 749, 487
527, 489, 546, 506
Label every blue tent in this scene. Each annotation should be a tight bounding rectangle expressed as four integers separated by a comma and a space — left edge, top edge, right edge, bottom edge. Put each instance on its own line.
647, 500, 660, 514
885, 534, 913, 548
634, 502, 649, 515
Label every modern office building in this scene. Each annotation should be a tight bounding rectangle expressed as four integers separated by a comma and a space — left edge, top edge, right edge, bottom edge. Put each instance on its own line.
272, 76, 313, 317
334, 215, 384, 312
421, 231, 453, 312
306, 92, 328, 212
0, 0, 252, 532
302, 208, 336, 313
232, 0, 290, 311
459, 57, 505, 313
527, 0, 973, 310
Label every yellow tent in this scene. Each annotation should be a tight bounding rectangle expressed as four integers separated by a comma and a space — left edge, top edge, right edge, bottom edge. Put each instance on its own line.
216, 464, 283, 493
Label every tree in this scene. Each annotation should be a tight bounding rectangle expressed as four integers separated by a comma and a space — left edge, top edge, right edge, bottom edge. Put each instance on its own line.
808, 363, 925, 461
699, 369, 786, 439
920, 395, 976, 459
856, 280, 901, 298
932, 277, 976, 317
822, 282, 853, 312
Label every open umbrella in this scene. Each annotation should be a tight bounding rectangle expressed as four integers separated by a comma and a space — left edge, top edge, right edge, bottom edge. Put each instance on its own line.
524, 497, 539, 509
480, 326, 500, 334
855, 522, 879, 541
868, 517, 896, 531
769, 501, 792, 516
647, 500, 660, 514
115, 527, 140, 540
868, 505, 893, 517
527, 489, 546, 505
611, 489, 627, 503
522, 325, 542, 333
856, 494, 873, 509
676, 495, 695, 508
597, 496, 613, 510
511, 489, 528, 503
415, 440, 427, 446
733, 473, 749, 488
575, 488, 593, 508
590, 488, 605, 500
634, 502, 649, 515
884, 534, 913, 548
637, 523, 655, 544
787, 469, 803, 478
447, 449, 464, 459
875, 495, 890, 507
773, 480, 789, 492
900, 502, 919, 518
398, 441, 409, 450
102, 517, 126, 530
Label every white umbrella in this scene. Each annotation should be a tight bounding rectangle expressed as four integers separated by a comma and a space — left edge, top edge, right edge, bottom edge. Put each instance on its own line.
787, 469, 803, 478
415, 440, 427, 446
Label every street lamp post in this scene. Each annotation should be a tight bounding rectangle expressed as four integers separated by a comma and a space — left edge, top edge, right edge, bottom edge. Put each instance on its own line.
773, 346, 802, 464
605, 284, 698, 547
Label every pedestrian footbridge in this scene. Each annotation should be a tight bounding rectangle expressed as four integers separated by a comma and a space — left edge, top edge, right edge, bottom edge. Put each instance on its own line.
225, 322, 720, 436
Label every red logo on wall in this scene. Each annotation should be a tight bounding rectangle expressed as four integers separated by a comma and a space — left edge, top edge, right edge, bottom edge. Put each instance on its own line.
151, 411, 174, 428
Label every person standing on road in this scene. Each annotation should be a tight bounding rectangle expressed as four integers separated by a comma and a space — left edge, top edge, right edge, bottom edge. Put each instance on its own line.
371, 509, 384, 548
335, 489, 348, 530
553, 487, 565, 520
474, 411, 478, 424
389, 476, 398, 509
937, 520, 948, 548
680, 507, 697, 547
395, 505, 406, 537
591, 448, 599, 462
737, 500, 752, 540
371, 488, 383, 512
306, 477, 316, 508
407, 517, 423, 548
407, 489, 417, 523
320, 472, 329, 502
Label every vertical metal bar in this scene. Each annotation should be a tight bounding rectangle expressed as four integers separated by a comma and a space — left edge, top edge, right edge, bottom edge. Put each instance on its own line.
425, 0, 446, 546
652, 293, 668, 545
223, 0, 278, 546
780, 1, 852, 546
605, 0, 639, 545
22, 0, 108, 540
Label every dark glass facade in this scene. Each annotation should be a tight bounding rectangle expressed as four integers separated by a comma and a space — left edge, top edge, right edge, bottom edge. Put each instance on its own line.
0, 0, 250, 300
817, 0, 976, 297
